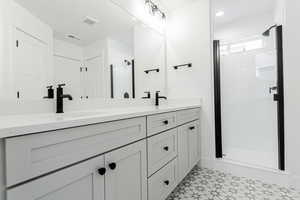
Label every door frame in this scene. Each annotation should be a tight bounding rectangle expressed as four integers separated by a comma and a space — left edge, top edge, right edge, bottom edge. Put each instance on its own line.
213, 26, 285, 170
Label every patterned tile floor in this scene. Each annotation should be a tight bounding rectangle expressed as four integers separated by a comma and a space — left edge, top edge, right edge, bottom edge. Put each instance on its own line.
167, 166, 300, 200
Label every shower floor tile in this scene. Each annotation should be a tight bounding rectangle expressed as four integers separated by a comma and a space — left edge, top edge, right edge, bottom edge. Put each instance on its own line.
167, 166, 300, 200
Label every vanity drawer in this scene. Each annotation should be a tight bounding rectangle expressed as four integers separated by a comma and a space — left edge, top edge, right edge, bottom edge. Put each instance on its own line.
148, 158, 177, 200
176, 108, 200, 125
147, 112, 177, 136
5, 117, 146, 187
147, 129, 177, 176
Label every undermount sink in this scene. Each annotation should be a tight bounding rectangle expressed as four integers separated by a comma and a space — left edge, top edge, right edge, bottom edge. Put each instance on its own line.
56, 110, 107, 119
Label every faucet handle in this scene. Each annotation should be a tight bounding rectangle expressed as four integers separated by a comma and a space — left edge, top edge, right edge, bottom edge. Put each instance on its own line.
58, 83, 66, 88
47, 85, 53, 89
155, 91, 160, 94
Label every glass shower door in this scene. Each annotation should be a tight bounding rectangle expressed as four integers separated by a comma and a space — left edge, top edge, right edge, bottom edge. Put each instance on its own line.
220, 35, 279, 169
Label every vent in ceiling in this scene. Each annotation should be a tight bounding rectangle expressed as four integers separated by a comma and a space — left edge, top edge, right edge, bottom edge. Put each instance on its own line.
66, 34, 81, 41
83, 16, 99, 26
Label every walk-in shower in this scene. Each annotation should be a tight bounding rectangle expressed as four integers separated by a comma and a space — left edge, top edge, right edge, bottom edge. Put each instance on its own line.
213, 0, 285, 171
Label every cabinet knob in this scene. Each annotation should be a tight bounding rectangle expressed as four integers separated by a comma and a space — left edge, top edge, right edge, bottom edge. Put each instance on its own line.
189, 126, 195, 130
98, 167, 106, 176
163, 146, 169, 151
164, 180, 170, 186
163, 120, 169, 125
108, 162, 117, 170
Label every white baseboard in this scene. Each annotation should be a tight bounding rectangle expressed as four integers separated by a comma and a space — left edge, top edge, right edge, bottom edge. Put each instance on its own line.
198, 157, 291, 187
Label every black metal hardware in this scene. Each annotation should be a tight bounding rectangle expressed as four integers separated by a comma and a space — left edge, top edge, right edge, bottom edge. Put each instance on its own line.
163, 146, 169, 151
16, 40, 19, 47
213, 40, 223, 159
56, 84, 73, 113
98, 168, 106, 176
155, 91, 167, 106
164, 180, 170, 186
108, 163, 117, 170
144, 68, 159, 74
142, 91, 151, 99
173, 63, 192, 70
189, 126, 195, 130
269, 86, 278, 94
44, 86, 54, 99
110, 65, 114, 99
276, 25, 285, 171
132, 59, 135, 98
17, 91, 20, 99
163, 120, 169, 125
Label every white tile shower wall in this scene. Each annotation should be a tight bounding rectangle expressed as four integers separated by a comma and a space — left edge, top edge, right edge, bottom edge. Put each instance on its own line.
284, 0, 300, 190
166, 0, 214, 165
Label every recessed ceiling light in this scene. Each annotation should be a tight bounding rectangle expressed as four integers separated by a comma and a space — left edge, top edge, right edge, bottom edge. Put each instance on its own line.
216, 11, 224, 17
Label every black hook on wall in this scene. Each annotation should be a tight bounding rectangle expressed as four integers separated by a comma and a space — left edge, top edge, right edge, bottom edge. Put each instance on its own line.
173, 63, 192, 70
144, 68, 160, 74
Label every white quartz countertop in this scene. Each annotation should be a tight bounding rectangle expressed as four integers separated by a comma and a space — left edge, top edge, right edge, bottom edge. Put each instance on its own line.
0, 103, 201, 138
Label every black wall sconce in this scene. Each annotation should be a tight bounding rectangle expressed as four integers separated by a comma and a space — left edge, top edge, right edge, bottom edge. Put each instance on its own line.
173, 63, 192, 70
145, 68, 160, 74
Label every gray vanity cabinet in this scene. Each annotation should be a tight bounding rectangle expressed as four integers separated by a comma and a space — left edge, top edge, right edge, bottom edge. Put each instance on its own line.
7, 155, 106, 200
177, 120, 201, 182
4, 107, 201, 200
105, 140, 147, 200
7, 140, 147, 200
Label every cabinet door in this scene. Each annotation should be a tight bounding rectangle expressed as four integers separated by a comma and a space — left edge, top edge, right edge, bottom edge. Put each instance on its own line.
54, 55, 83, 100
187, 121, 200, 169
7, 156, 105, 200
177, 120, 200, 181
13, 28, 49, 100
84, 56, 104, 99
105, 140, 147, 200
177, 124, 189, 182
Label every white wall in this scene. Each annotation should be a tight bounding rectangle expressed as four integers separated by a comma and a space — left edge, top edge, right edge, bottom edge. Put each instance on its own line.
166, 0, 214, 162
284, 0, 300, 189
0, 0, 12, 100
134, 24, 166, 98
274, 0, 285, 25
215, 13, 274, 42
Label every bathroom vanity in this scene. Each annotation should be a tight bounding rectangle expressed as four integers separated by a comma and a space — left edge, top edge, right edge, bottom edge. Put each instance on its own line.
0, 105, 201, 200
0, 0, 202, 199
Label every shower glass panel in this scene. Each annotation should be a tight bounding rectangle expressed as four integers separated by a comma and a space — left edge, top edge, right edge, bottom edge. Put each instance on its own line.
220, 33, 278, 169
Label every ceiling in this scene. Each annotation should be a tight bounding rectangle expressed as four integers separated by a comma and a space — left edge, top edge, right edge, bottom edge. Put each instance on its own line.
214, 0, 275, 26
14, 0, 136, 46
160, 0, 197, 12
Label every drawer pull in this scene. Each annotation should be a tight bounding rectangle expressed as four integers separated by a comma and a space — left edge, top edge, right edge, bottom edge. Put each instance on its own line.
189, 126, 195, 130
163, 120, 169, 125
108, 163, 117, 170
163, 146, 169, 151
97, 167, 106, 176
164, 180, 170, 186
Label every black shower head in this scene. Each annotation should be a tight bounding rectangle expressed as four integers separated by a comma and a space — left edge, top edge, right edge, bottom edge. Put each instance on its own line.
124, 59, 131, 66
262, 30, 270, 37
262, 25, 277, 37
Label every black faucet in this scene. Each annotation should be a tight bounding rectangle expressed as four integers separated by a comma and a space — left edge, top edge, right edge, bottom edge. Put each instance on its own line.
155, 91, 167, 106
56, 84, 73, 113
43, 85, 54, 99
142, 91, 151, 99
